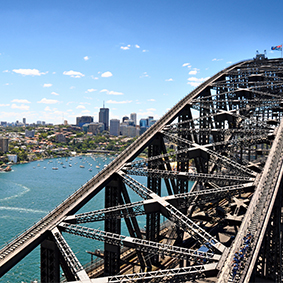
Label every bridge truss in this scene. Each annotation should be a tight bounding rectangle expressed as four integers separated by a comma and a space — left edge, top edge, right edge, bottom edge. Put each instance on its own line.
1, 54, 283, 282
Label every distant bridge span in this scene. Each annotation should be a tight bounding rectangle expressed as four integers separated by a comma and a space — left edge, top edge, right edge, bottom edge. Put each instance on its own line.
1, 54, 283, 282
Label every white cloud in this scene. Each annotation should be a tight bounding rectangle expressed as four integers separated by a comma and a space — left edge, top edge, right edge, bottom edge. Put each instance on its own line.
109, 91, 123, 95
12, 69, 47, 76
121, 46, 130, 50
187, 82, 201, 87
227, 61, 232, 64
84, 56, 89, 61
101, 71, 113, 78
142, 50, 148, 52
148, 99, 155, 101
91, 75, 99, 80
51, 92, 59, 96
11, 99, 31, 104
100, 89, 123, 95
5, 83, 10, 86
11, 104, 30, 110
182, 63, 191, 68
188, 77, 210, 82
187, 77, 210, 87
135, 44, 140, 48
63, 70, 85, 78
106, 100, 132, 104
212, 58, 223, 61
81, 110, 90, 113
70, 86, 75, 89
76, 105, 86, 109
0, 104, 10, 107
44, 106, 52, 111
165, 78, 173, 81
43, 83, 52, 88
37, 98, 59, 104
85, 89, 97, 93
138, 109, 156, 117
3, 70, 9, 73
188, 68, 199, 75
140, 72, 149, 78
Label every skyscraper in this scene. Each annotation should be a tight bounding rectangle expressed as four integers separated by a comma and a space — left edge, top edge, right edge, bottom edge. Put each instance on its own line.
130, 113, 137, 125
99, 105, 109, 131
110, 119, 120, 136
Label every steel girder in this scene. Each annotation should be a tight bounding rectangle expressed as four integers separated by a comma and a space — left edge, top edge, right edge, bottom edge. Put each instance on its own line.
3, 55, 283, 283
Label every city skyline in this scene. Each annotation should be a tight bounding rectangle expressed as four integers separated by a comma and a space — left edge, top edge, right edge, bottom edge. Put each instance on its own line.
0, 1, 282, 125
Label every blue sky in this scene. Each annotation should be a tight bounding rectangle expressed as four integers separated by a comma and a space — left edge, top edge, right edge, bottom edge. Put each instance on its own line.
1, 0, 282, 125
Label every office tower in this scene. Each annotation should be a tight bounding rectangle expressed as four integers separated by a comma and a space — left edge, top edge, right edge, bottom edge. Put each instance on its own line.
110, 119, 120, 136
23, 118, 26, 125
99, 105, 109, 131
147, 116, 153, 126
76, 116, 94, 127
148, 119, 157, 127
139, 118, 147, 128
130, 113, 137, 125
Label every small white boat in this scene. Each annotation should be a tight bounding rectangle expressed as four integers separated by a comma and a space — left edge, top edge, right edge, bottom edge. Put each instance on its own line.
52, 167, 58, 170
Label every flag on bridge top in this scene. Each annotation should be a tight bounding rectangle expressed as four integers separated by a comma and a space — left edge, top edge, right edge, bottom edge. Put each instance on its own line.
271, 45, 282, 51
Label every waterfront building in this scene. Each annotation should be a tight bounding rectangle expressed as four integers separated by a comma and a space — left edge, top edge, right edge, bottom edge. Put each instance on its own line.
0, 137, 8, 153
99, 107, 109, 131
7, 154, 17, 163
110, 119, 120, 136
76, 116, 94, 128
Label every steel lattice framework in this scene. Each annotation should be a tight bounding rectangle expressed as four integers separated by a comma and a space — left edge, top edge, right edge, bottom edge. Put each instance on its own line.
1, 54, 283, 282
